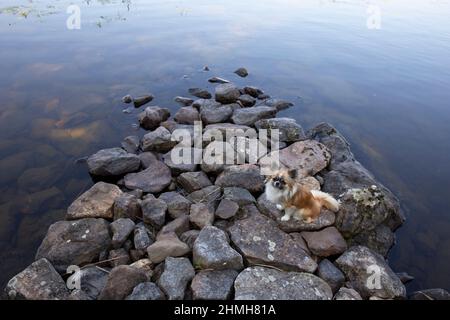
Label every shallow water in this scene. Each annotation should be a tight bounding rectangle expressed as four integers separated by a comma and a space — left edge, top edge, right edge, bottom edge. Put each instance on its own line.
1, 0, 450, 292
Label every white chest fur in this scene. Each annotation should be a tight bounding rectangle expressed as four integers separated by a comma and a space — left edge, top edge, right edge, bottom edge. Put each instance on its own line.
265, 182, 286, 204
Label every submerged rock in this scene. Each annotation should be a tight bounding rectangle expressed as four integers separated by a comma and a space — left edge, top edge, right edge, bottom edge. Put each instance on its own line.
208, 76, 229, 84
36, 218, 111, 272
174, 96, 194, 106
67, 182, 122, 220
234, 67, 248, 77
5, 258, 69, 300
133, 94, 154, 108
243, 86, 264, 98
215, 83, 241, 104
234, 267, 332, 300
189, 88, 212, 99
409, 288, 450, 300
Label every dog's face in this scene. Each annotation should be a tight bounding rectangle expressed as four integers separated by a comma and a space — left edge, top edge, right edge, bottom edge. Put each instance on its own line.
265, 168, 297, 191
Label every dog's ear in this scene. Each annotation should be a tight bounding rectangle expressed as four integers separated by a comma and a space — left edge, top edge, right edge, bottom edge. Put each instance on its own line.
287, 169, 298, 179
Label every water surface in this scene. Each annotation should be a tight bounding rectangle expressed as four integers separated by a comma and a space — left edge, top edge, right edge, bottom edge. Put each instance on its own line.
1, 0, 450, 292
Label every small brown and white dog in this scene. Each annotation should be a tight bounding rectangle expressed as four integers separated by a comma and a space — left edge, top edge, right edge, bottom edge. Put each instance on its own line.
265, 168, 340, 223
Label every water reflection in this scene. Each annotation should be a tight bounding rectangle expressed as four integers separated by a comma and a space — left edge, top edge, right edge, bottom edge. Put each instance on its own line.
1, 0, 450, 292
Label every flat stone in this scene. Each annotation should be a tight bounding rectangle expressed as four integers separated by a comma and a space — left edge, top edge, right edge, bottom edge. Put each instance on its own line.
189, 88, 212, 99
215, 164, 264, 194
124, 157, 171, 193
228, 213, 317, 273
67, 182, 122, 220
133, 94, 154, 108
301, 227, 347, 257
174, 107, 200, 124
231, 106, 277, 126
87, 148, 140, 176
200, 104, 234, 124
208, 77, 229, 84
234, 267, 332, 300
146, 232, 190, 264
215, 199, 239, 219
193, 226, 243, 270
178, 171, 212, 193
223, 187, 256, 206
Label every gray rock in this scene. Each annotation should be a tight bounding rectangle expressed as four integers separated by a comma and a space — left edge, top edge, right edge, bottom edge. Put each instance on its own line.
141, 195, 167, 229
5, 258, 69, 300
138, 106, 170, 130
208, 76, 229, 84
255, 118, 306, 142
200, 104, 233, 124
231, 106, 277, 126
193, 226, 243, 270
301, 227, 347, 257
215, 83, 241, 104
187, 186, 222, 210
334, 287, 363, 300
237, 94, 256, 107
141, 126, 176, 153
113, 193, 141, 221
174, 96, 194, 106
110, 218, 135, 249
190, 203, 215, 229
146, 232, 190, 264
78, 267, 109, 300
203, 123, 252, 137
215, 199, 239, 219
98, 265, 148, 300
257, 193, 336, 232
174, 107, 200, 124
192, 98, 221, 112
163, 147, 201, 175
67, 182, 123, 220
189, 88, 212, 99
158, 215, 190, 237
223, 187, 256, 206
108, 248, 130, 267
126, 282, 165, 300
121, 136, 140, 154
215, 164, 265, 194
159, 192, 192, 219
243, 86, 263, 98
191, 270, 238, 300
158, 257, 195, 300
229, 213, 317, 273
133, 94, 154, 108
122, 94, 133, 104
264, 98, 293, 111
133, 223, 154, 251
200, 141, 234, 174
335, 245, 406, 299
409, 288, 450, 300
36, 218, 111, 272
234, 67, 248, 77
124, 157, 171, 193
178, 171, 212, 193
317, 259, 345, 293
259, 140, 331, 178
289, 232, 311, 254
234, 267, 332, 300
180, 230, 200, 249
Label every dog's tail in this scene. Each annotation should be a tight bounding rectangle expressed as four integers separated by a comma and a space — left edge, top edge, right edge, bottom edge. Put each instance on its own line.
311, 190, 340, 212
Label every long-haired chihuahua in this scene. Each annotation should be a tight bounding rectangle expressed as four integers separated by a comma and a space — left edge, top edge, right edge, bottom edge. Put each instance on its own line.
265, 168, 339, 223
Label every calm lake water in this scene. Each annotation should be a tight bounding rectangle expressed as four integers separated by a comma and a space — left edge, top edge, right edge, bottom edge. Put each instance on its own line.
1, 0, 450, 292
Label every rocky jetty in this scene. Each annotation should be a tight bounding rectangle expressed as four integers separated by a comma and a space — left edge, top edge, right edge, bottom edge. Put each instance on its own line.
4, 70, 448, 300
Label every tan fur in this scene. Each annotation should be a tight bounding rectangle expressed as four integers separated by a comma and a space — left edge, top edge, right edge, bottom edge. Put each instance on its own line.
266, 169, 339, 223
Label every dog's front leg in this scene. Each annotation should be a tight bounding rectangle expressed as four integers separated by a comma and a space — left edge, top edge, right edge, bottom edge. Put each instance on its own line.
281, 207, 295, 221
